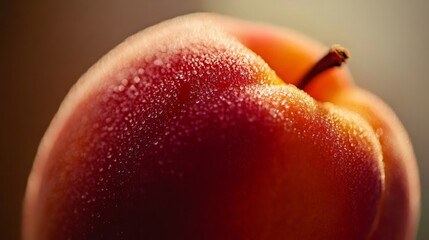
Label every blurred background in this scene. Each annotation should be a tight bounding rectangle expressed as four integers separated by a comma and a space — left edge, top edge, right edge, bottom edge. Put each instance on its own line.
0, 0, 427, 239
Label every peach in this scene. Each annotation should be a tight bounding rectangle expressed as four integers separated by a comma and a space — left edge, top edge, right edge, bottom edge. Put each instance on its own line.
23, 13, 419, 240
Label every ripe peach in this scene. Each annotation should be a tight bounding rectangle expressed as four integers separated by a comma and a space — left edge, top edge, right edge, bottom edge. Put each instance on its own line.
23, 13, 420, 240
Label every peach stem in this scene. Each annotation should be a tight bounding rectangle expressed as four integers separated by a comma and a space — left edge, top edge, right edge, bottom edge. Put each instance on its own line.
297, 45, 350, 90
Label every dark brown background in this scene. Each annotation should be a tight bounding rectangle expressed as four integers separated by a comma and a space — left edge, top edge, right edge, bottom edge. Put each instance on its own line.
1, 0, 427, 239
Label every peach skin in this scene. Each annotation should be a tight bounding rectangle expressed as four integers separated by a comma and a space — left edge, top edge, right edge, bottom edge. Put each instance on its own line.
23, 13, 420, 240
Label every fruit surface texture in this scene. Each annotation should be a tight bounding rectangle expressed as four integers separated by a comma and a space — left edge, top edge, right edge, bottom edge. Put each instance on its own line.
24, 13, 420, 240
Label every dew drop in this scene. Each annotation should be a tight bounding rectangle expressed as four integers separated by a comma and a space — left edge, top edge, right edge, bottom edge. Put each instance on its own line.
154, 58, 163, 66
121, 79, 128, 86
133, 76, 141, 83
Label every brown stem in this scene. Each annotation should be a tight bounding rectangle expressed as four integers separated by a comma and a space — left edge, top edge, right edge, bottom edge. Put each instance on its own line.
297, 44, 350, 90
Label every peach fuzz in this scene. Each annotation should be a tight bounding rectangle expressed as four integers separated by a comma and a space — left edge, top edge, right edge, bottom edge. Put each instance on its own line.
23, 13, 419, 240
